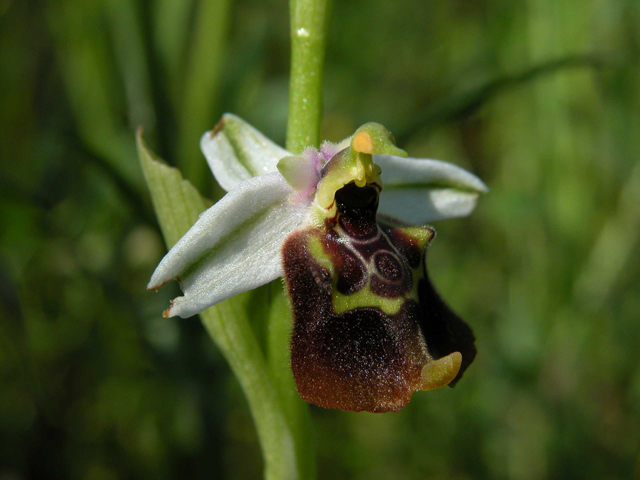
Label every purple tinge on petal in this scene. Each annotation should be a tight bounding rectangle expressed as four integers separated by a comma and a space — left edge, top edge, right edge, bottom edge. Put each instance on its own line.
302, 146, 324, 173
281, 147, 326, 203
320, 141, 346, 162
300, 147, 323, 199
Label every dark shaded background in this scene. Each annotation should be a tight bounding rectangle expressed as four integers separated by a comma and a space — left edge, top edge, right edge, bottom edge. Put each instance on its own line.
1, 0, 639, 478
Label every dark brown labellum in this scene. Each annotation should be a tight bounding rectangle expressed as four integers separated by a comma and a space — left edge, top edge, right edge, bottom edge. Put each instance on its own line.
282, 182, 476, 413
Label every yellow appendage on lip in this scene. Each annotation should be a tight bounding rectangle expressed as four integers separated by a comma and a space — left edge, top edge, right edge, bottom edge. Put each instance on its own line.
420, 352, 462, 391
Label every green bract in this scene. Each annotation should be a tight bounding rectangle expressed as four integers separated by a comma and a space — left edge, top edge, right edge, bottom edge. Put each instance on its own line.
148, 114, 487, 411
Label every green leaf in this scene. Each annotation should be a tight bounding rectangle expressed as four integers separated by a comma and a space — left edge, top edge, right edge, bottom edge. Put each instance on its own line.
177, 0, 232, 189
103, 0, 155, 134
137, 132, 313, 480
48, 0, 142, 193
152, 0, 195, 108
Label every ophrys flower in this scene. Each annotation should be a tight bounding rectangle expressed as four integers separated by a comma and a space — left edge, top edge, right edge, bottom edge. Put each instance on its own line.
148, 115, 487, 412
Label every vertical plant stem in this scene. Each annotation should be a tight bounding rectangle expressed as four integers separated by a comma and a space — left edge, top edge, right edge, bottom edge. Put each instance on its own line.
286, 0, 332, 153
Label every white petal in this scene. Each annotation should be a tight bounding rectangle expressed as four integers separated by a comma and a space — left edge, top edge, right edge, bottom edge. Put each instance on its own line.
374, 155, 488, 224
201, 114, 290, 191
148, 173, 307, 318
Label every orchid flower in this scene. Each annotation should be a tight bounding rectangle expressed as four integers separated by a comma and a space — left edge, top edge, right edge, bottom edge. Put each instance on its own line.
148, 114, 487, 412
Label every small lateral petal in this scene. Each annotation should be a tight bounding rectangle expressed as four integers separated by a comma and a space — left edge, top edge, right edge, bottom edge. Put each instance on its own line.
277, 149, 321, 194
148, 173, 307, 318
201, 113, 289, 191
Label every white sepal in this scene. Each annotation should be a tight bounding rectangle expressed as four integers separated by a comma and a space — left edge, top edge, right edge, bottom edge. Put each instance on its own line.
148, 173, 307, 318
374, 155, 488, 224
201, 114, 289, 191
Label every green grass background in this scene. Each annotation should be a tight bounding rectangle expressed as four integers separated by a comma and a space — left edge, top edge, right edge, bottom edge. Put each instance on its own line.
1, 0, 639, 478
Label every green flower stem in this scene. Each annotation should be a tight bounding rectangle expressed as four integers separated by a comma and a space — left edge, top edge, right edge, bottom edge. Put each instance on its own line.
286, 0, 332, 153
138, 134, 309, 480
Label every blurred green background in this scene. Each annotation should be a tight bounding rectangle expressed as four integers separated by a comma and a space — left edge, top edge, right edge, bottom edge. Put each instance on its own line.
1, 0, 639, 478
